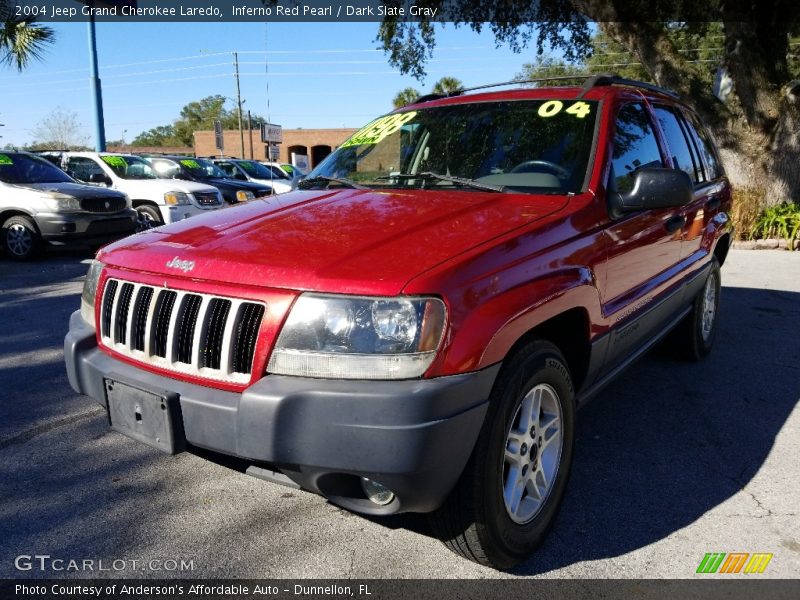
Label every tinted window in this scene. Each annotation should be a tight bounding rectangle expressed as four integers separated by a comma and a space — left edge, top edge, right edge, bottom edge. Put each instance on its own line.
684, 113, 723, 180
149, 159, 181, 178
654, 106, 703, 183
67, 157, 106, 182
0, 153, 73, 184
612, 103, 663, 193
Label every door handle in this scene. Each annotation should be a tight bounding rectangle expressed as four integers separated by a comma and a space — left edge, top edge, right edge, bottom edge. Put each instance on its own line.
665, 215, 686, 233
705, 196, 721, 211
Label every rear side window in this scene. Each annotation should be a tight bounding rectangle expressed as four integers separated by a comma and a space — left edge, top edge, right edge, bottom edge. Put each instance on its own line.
67, 157, 106, 182
683, 113, 723, 180
611, 103, 664, 193
654, 106, 704, 184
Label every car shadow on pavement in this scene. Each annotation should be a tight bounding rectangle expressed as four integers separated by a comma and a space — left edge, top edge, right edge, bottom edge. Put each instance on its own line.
365, 285, 800, 574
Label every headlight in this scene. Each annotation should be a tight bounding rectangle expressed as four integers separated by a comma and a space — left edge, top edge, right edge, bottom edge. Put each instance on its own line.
164, 192, 190, 205
267, 294, 446, 380
80, 260, 104, 326
45, 194, 82, 212
236, 190, 255, 202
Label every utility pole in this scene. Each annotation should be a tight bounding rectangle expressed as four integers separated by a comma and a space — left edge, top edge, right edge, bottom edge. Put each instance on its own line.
87, 9, 106, 151
233, 52, 245, 159
247, 110, 254, 159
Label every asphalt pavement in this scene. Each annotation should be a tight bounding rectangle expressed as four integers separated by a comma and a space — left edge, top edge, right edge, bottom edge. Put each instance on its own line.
0, 248, 798, 579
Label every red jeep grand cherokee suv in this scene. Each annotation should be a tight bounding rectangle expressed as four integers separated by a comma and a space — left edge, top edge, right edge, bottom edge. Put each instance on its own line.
65, 75, 732, 569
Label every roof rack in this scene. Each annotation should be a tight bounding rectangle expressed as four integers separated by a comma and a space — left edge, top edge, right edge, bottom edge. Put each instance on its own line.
408, 73, 679, 106
581, 73, 679, 98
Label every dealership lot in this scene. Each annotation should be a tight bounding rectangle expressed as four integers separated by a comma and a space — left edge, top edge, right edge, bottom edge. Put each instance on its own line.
0, 248, 798, 578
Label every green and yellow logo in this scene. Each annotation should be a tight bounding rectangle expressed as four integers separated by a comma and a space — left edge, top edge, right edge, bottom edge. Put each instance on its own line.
696, 552, 773, 574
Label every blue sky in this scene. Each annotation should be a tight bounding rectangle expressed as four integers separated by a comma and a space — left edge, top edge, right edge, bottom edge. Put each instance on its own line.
1, 21, 548, 147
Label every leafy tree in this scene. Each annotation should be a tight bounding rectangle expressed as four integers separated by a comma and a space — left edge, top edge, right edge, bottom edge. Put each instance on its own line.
376, 1, 800, 207
131, 95, 267, 147
431, 76, 463, 95
28, 109, 90, 150
516, 53, 587, 82
131, 125, 180, 147
393, 87, 421, 108
0, 0, 54, 71
391, 77, 463, 108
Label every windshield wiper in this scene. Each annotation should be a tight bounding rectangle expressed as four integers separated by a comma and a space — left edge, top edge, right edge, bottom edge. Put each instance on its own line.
376, 172, 506, 193
298, 175, 367, 190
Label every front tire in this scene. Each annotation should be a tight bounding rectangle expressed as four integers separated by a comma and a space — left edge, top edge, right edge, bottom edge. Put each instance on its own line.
429, 339, 576, 569
2, 215, 42, 260
135, 204, 163, 231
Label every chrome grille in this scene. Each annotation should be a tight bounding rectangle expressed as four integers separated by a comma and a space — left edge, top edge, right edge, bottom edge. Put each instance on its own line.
194, 191, 220, 206
100, 278, 265, 383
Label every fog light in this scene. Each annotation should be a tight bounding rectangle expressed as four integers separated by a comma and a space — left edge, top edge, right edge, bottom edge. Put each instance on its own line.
360, 477, 395, 506
61, 223, 76, 232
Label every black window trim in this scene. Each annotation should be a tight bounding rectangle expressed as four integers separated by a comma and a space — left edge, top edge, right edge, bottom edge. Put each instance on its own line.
653, 103, 706, 186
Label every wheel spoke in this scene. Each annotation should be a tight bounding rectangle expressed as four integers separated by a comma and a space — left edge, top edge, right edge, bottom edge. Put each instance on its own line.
504, 467, 526, 516
501, 382, 565, 525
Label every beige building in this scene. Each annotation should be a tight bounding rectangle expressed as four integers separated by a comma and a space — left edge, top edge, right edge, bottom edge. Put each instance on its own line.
193, 128, 358, 169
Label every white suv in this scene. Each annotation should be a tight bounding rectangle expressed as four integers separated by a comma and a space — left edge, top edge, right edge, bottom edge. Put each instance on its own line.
45, 152, 224, 229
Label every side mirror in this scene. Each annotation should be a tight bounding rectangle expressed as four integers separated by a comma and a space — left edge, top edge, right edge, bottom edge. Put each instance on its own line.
611, 168, 692, 215
88, 173, 111, 186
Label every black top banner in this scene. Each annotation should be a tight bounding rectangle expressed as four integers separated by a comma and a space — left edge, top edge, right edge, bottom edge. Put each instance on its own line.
3, 579, 800, 600
5, 0, 797, 23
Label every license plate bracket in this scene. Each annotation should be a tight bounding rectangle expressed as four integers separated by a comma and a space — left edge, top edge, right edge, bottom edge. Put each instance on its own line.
105, 379, 185, 454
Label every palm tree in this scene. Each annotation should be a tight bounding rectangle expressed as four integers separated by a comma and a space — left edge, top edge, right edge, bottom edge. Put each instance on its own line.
392, 87, 421, 108
431, 76, 463, 95
0, 0, 55, 71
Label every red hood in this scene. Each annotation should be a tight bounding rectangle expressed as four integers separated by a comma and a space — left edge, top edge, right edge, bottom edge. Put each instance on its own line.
99, 189, 566, 295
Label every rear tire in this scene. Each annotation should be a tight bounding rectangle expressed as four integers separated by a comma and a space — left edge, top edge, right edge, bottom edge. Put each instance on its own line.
669, 257, 721, 361
2, 215, 42, 261
429, 339, 575, 569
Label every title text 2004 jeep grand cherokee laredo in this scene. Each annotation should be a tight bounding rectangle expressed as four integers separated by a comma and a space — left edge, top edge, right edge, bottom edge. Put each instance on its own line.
65, 75, 732, 569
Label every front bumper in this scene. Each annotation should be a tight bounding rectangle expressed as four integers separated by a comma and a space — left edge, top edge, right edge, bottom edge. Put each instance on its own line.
65, 311, 498, 514
37, 210, 137, 245
160, 203, 221, 224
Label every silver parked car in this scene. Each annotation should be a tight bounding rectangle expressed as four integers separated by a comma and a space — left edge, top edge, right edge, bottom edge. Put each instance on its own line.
0, 151, 136, 260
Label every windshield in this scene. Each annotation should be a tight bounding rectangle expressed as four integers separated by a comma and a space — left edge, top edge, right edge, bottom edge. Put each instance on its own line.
311, 99, 598, 193
101, 155, 157, 179
0, 153, 73, 184
238, 160, 287, 180
178, 158, 228, 179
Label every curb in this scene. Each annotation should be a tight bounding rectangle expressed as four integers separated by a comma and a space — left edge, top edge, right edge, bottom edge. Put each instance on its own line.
732, 239, 798, 250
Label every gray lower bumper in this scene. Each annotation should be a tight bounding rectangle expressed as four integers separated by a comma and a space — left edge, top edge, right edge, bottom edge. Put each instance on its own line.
65, 311, 498, 514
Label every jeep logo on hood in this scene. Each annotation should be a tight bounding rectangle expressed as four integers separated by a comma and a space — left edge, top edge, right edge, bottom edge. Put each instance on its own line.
165, 256, 195, 273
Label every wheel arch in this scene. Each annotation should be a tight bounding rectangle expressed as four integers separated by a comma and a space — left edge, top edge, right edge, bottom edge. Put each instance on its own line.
472, 269, 602, 392
713, 232, 732, 266
1, 209, 39, 230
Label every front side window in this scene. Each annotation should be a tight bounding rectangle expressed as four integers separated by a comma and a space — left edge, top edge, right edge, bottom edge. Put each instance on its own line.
311, 99, 599, 194
612, 103, 664, 193
0, 153, 72, 184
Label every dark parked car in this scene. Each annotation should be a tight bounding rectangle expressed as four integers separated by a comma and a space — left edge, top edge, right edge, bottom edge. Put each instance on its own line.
0, 151, 136, 260
142, 156, 273, 204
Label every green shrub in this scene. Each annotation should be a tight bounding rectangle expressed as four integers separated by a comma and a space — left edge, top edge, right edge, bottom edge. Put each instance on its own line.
750, 202, 800, 249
